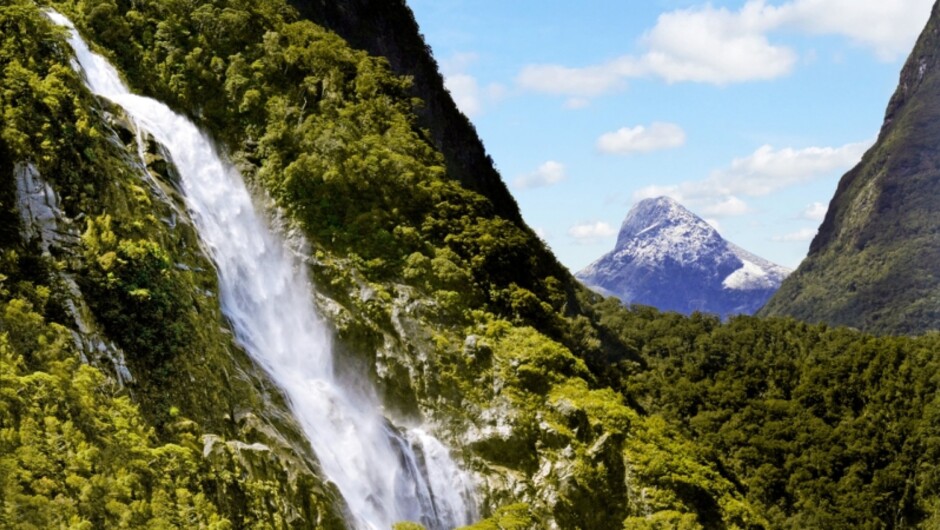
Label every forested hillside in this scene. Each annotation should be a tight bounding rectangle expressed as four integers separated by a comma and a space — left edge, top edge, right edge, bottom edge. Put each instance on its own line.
283, 0, 524, 225
597, 300, 940, 528
0, 0, 756, 527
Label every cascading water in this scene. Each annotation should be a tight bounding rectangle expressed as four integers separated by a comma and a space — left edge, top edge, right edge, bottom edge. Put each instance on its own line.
47, 11, 476, 529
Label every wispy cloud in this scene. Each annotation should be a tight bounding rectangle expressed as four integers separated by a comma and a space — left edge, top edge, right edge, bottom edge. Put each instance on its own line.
773, 227, 818, 241
597, 122, 686, 154
702, 196, 751, 217
564, 97, 591, 110
568, 221, 618, 244
710, 142, 871, 196
634, 140, 870, 217
444, 74, 484, 116
442, 53, 506, 117
515, 0, 931, 101
514, 161, 568, 190
801, 201, 829, 221
516, 58, 639, 98
774, 0, 935, 61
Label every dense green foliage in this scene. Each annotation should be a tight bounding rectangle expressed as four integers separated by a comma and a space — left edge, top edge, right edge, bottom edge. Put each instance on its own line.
595, 297, 940, 528
0, 292, 226, 528
0, 273, 347, 529
285, 0, 524, 225
2, 0, 761, 526
51, 0, 605, 357
1, 2, 348, 527
0, 0, 747, 526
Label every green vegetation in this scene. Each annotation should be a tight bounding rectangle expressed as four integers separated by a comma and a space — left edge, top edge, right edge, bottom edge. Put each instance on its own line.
51, 0, 592, 344
0, 293, 227, 528
287, 0, 524, 224
80, 214, 191, 367
458, 504, 538, 529
0, 277, 347, 529
2, 0, 759, 525
1, 2, 347, 526
592, 296, 940, 528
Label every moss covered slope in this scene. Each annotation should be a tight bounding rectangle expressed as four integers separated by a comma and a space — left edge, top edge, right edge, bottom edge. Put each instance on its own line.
0, 0, 762, 527
761, 1, 940, 335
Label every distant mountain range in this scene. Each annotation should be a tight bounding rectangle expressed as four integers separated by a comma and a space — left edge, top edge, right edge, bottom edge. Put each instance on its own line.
577, 197, 790, 317
760, 1, 940, 335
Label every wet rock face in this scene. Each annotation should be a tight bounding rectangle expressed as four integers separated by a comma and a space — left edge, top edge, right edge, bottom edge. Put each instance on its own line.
4, 94, 350, 526
13, 162, 134, 384
16, 163, 79, 257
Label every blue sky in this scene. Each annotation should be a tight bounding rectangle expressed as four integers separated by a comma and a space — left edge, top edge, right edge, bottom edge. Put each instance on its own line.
407, 0, 935, 271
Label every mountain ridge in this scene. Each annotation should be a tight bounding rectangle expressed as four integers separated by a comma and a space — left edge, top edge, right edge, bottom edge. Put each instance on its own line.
578, 197, 790, 317
0, 2, 760, 527
284, 0, 524, 226
761, 1, 940, 334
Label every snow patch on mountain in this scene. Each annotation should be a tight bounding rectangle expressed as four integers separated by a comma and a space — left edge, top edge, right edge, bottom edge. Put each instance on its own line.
723, 260, 771, 290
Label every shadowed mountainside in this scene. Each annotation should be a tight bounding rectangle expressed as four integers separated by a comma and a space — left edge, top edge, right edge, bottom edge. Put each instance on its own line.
761, 2, 940, 334
286, 0, 523, 225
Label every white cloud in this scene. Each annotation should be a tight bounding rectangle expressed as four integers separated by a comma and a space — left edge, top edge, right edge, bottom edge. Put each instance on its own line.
632, 140, 868, 217
441, 52, 480, 74
516, 58, 639, 97
772, 0, 934, 60
711, 141, 870, 196
773, 227, 818, 241
514, 0, 931, 100
444, 74, 483, 117
801, 201, 829, 221
702, 196, 751, 217
568, 221, 618, 244
597, 122, 686, 154
633, 184, 682, 202
704, 218, 723, 232
514, 161, 568, 190
640, 2, 797, 84
564, 97, 591, 110
442, 53, 506, 117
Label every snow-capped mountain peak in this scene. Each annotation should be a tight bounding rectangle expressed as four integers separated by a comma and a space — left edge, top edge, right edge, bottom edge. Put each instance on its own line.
578, 197, 791, 317
613, 196, 725, 269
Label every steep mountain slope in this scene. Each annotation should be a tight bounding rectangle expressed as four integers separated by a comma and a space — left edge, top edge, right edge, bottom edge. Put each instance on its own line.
284, 0, 523, 225
761, 3, 940, 334
7, 1, 940, 528
578, 197, 790, 317
0, 1, 761, 528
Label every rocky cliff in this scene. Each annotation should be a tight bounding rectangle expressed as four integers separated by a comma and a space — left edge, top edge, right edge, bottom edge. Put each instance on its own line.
761, 2, 940, 334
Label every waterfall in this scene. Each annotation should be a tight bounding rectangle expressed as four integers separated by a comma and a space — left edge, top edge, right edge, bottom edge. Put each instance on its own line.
47, 11, 476, 530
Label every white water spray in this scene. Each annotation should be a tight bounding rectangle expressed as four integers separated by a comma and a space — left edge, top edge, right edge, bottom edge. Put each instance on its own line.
47, 11, 475, 529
